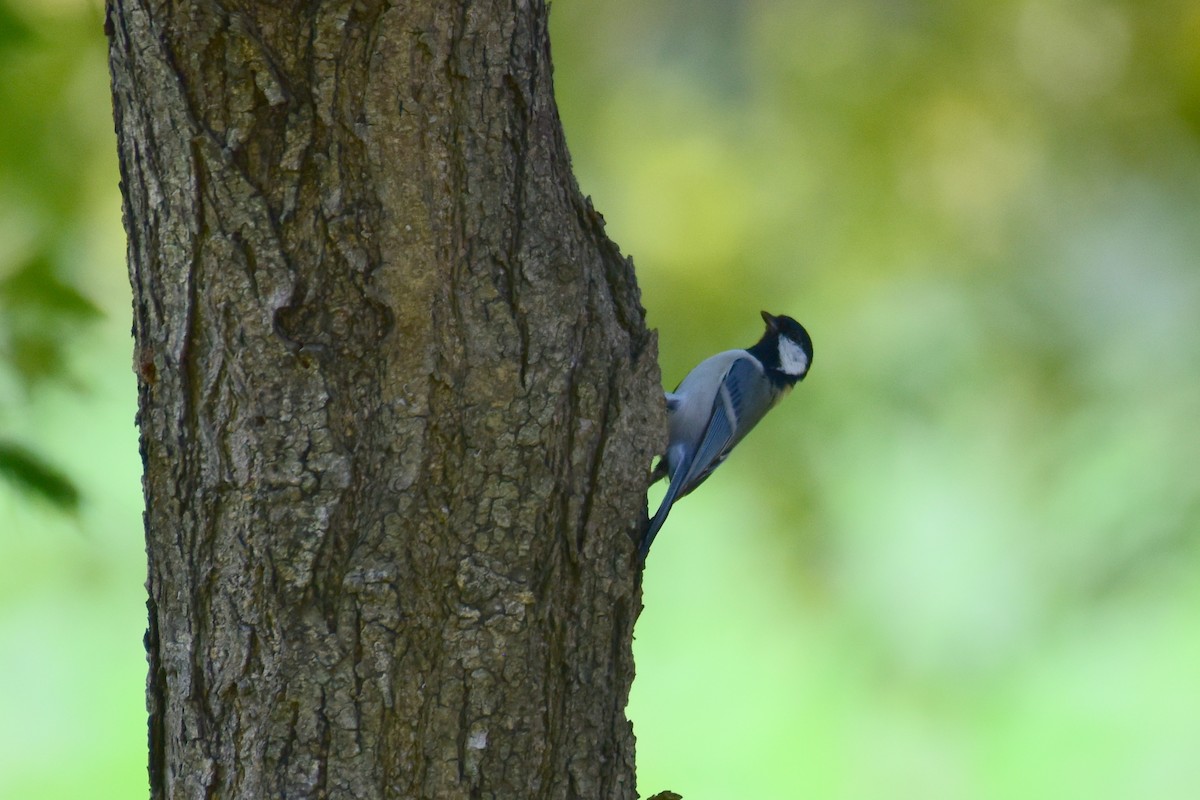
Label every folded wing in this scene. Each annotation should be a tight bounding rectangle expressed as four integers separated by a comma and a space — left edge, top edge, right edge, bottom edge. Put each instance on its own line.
640, 355, 769, 559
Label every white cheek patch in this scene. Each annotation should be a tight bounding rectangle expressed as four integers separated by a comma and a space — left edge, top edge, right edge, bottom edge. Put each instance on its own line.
777, 336, 810, 376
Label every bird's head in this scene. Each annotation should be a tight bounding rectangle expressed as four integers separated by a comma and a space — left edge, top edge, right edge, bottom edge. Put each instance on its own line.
759, 310, 813, 381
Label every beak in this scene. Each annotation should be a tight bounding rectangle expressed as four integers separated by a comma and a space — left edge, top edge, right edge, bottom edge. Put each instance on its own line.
760, 310, 779, 331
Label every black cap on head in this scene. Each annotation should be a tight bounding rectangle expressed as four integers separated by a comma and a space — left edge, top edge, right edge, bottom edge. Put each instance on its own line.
755, 311, 813, 382
761, 311, 811, 347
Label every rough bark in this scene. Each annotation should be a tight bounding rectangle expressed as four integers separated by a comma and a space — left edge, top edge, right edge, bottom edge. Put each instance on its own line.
107, 1, 660, 798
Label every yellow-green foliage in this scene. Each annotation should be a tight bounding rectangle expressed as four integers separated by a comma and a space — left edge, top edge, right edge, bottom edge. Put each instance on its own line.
3, 0, 1200, 797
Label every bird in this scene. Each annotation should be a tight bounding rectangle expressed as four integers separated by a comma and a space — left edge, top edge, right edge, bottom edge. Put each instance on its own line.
640, 310, 813, 560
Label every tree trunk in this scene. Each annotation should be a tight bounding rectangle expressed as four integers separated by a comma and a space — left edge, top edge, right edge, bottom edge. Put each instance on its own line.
106, 1, 660, 797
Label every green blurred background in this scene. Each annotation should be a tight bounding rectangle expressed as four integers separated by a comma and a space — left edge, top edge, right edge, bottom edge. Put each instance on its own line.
2, 0, 1199, 797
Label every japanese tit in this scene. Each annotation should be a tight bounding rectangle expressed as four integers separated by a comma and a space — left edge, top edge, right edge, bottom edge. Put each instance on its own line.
640, 311, 813, 560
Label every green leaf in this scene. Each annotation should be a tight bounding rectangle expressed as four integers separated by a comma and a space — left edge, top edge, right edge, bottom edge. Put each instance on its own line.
7, 331, 67, 383
0, 440, 79, 511
0, 254, 104, 321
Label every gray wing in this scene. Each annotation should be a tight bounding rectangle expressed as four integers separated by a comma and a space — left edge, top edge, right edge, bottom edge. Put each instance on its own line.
674, 356, 769, 498
641, 354, 774, 561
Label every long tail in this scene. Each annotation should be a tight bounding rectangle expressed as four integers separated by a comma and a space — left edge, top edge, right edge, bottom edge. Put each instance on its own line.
639, 472, 686, 563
